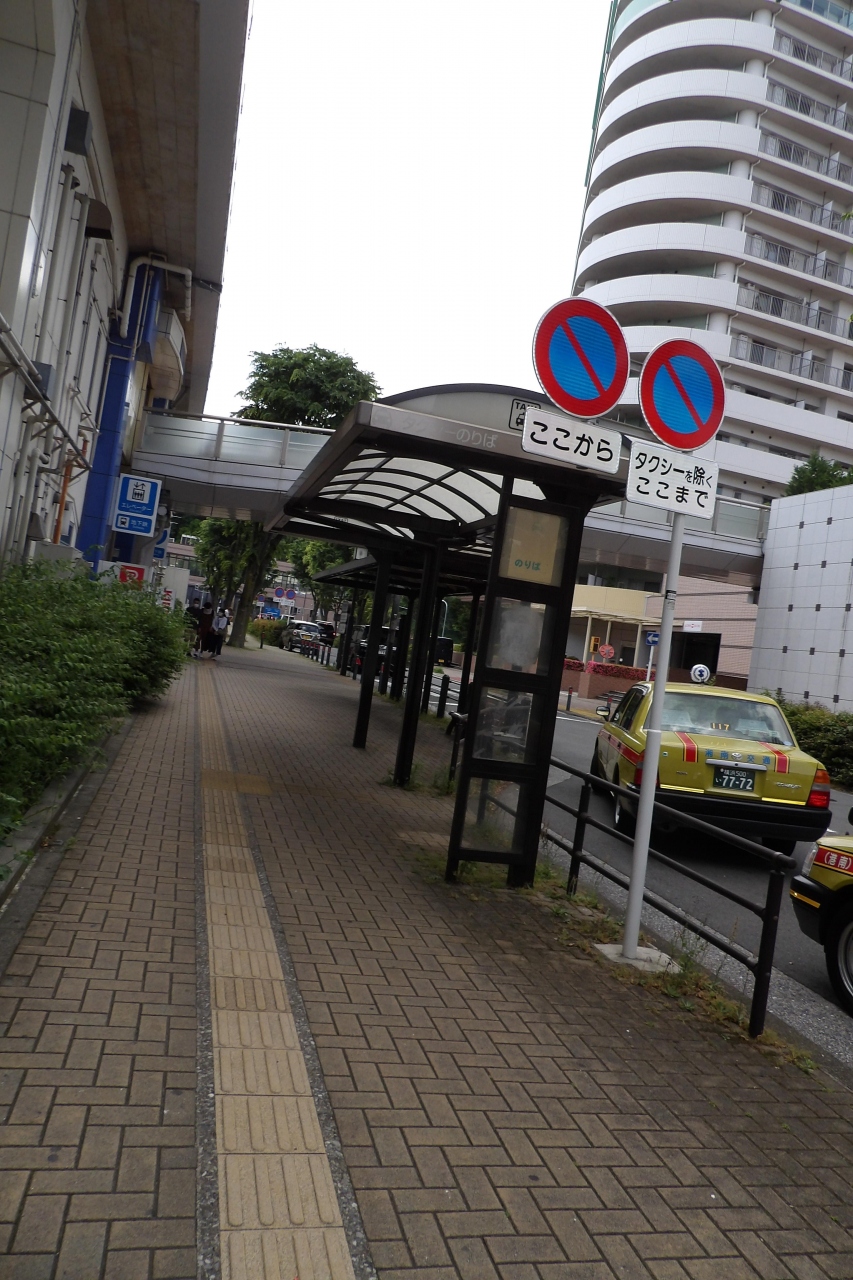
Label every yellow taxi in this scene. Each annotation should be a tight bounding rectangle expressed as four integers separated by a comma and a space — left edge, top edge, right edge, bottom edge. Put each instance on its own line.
591, 683, 832, 855
790, 828, 853, 1015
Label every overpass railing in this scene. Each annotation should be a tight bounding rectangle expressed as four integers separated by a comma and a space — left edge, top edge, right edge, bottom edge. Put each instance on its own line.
139, 411, 331, 470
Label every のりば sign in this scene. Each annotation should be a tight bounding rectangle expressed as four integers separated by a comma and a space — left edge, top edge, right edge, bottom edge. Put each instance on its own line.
626, 439, 718, 519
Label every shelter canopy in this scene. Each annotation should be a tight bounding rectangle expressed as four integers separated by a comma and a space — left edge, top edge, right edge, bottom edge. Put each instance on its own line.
270, 399, 627, 556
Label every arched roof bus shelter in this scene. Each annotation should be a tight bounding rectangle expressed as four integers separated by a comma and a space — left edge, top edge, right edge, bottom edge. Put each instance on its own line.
266, 389, 626, 886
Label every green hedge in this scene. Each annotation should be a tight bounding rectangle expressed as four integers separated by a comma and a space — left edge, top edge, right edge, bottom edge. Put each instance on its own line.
778, 696, 853, 789
0, 561, 187, 839
247, 618, 286, 646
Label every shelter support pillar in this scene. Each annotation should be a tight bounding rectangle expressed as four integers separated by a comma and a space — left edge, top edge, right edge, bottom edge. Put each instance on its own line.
445, 482, 594, 887
457, 591, 481, 715
353, 563, 390, 748
338, 592, 358, 673
420, 596, 443, 713
390, 597, 413, 702
394, 548, 441, 785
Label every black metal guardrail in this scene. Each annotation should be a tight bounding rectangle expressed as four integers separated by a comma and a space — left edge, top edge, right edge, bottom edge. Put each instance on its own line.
544, 759, 796, 1038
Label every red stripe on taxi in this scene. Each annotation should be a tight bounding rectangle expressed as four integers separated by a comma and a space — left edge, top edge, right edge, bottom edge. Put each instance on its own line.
814, 847, 853, 876
761, 743, 790, 774
675, 731, 698, 763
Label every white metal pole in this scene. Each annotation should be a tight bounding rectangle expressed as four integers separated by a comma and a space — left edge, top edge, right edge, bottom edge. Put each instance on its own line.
622, 511, 685, 959
646, 640, 654, 682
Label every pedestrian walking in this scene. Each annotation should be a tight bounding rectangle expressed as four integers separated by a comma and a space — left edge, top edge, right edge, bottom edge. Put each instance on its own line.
195, 603, 215, 657
210, 607, 229, 659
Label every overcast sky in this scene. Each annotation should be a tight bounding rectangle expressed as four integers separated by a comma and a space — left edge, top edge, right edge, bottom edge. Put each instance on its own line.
205, 1, 611, 415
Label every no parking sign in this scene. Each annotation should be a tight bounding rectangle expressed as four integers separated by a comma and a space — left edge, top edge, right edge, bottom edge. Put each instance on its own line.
639, 339, 725, 451
532, 298, 629, 419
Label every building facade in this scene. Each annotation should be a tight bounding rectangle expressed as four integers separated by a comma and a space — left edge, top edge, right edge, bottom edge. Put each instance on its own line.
0, 0, 248, 573
572, 0, 853, 681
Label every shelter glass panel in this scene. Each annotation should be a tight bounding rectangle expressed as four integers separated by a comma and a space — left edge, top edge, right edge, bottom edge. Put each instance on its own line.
486, 599, 555, 676
461, 779, 523, 853
472, 687, 545, 764
498, 507, 568, 587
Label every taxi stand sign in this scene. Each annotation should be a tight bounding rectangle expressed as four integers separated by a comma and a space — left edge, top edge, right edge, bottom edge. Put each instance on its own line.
521, 406, 621, 474
626, 439, 718, 520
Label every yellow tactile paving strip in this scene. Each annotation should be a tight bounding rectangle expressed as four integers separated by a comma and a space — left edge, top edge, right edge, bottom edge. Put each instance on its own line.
197, 669, 356, 1280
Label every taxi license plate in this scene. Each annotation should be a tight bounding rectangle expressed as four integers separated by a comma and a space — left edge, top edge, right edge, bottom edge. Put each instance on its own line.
714, 766, 755, 792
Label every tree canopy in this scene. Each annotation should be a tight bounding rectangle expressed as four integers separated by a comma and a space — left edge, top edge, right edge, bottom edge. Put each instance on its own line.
239, 344, 381, 428
280, 537, 352, 620
785, 452, 853, 495
188, 345, 380, 645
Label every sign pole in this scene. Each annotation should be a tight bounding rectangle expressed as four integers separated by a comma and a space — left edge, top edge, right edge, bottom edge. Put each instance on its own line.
646, 644, 654, 683
622, 511, 685, 960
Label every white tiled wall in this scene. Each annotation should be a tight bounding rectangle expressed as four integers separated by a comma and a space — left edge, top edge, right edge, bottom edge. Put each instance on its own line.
749, 487, 853, 710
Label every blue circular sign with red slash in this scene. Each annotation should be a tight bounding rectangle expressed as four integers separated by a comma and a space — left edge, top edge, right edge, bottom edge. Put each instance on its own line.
533, 298, 629, 419
639, 339, 725, 451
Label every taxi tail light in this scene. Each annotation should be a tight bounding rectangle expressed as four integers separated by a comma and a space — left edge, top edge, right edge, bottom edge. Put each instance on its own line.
807, 768, 831, 809
632, 760, 657, 789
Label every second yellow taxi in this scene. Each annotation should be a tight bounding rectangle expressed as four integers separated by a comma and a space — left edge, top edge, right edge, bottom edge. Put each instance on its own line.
591, 683, 832, 854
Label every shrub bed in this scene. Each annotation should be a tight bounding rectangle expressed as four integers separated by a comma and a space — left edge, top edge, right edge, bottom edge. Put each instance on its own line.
777, 697, 853, 789
0, 561, 187, 839
247, 618, 285, 646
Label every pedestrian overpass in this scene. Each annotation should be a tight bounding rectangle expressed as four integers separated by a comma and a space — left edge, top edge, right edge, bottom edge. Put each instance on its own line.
132, 383, 769, 886
132, 384, 767, 586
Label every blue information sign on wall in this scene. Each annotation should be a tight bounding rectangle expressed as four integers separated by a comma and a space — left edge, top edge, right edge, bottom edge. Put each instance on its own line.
112, 474, 162, 537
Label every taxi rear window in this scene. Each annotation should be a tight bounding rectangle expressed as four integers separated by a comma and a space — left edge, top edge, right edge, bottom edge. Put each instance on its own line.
657, 694, 794, 746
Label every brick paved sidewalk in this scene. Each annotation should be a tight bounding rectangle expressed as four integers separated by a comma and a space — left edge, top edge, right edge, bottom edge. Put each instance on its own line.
216, 647, 853, 1280
0, 644, 850, 1280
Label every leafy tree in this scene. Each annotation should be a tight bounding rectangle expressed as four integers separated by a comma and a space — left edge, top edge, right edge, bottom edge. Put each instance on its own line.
785, 452, 853, 495
209, 346, 381, 645
193, 519, 276, 615
240, 344, 380, 427
281, 537, 353, 622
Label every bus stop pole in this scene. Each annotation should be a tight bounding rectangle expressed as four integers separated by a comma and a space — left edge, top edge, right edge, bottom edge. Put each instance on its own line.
622, 512, 685, 960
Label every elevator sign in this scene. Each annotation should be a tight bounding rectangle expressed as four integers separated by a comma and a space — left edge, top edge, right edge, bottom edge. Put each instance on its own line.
112, 474, 162, 536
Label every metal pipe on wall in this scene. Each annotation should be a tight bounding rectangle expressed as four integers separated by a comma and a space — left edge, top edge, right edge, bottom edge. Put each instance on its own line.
34, 164, 75, 365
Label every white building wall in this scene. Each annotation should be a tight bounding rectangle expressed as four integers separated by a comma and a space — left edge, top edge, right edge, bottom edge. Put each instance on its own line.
749, 486, 853, 709
0, 1, 126, 555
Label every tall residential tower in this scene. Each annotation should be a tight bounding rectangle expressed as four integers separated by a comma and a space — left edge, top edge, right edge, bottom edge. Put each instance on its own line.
575, 0, 853, 506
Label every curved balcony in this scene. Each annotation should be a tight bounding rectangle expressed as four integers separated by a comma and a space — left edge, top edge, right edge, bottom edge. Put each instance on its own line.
604, 19, 773, 108
743, 231, 853, 291
582, 171, 754, 239
774, 28, 853, 85
583, 273, 738, 322
597, 69, 767, 150
610, 0, 773, 58
766, 78, 853, 134
589, 119, 758, 197
751, 179, 853, 237
758, 130, 853, 195
737, 283, 853, 344
576, 223, 748, 289
730, 333, 853, 391
786, 0, 853, 34
619, 325, 732, 361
